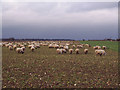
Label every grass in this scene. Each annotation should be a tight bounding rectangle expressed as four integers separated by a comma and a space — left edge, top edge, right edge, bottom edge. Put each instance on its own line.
2, 41, 118, 88
80, 41, 118, 52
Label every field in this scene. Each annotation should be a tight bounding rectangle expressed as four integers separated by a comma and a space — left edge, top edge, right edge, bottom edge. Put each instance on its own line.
80, 41, 118, 52
2, 41, 118, 88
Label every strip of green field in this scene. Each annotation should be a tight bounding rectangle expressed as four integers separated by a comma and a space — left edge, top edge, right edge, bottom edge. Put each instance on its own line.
80, 41, 118, 52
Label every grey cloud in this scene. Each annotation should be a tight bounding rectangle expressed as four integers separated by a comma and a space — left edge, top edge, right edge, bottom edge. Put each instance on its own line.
2, 2, 118, 40
66, 2, 117, 13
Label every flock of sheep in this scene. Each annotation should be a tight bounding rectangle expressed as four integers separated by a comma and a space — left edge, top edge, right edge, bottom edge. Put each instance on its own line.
1, 41, 107, 56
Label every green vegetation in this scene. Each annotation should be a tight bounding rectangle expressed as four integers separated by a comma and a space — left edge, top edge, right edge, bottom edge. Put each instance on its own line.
2, 41, 118, 88
80, 41, 118, 52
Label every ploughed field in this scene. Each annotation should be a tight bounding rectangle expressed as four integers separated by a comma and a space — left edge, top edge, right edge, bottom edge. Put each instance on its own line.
2, 41, 118, 88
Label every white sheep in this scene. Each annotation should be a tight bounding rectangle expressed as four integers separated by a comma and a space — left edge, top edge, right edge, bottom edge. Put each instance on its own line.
77, 45, 83, 48
21, 47, 25, 51
35, 44, 40, 48
64, 45, 69, 51
75, 48, 80, 54
56, 49, 66, 54
93, 46, 101, 49
95, 49, 106, 56
16, 48, 24, 54
62, 49, 67, 53
98, 46, 101, 49
59, 45, 64, 48
28, 45, 34, 48
84, 49, 88, 54
31, 46, 35, 52
49, 44, 54, 48
13, 45, 17, 50
72, 45, 76, 48
54, 44, 59, 49
69, 49, 74, 54
85, 44, 91, 47
102, 46, 106, 49
9, 46, 13, 50
56, 49, 62, 54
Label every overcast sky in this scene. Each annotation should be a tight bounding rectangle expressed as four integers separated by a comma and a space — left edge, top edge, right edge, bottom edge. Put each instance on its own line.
2, 2, 118, 40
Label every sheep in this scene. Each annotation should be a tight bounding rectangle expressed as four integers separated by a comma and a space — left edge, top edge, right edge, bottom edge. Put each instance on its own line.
56, 48, 66, 54
2, 43, 5, 47
72, 45, 76, 48
31, 46, 35, 52
95, 49, 106, 56
9, 46, 13, 50
36, 45, 40, 48
20, 45, 24, 48
62, 49, 67, 53
69, 49, 74, 54
34, 46, 37, 49
49, 44, 54, 48
75, 48, 80, 54
77, 45, 83, 48
56, 48, 60, 54
102, 46, 106, 49
28, 45, 34, 48
13, 45, 17, 50
64, 45, 69, 51
66, 43, 69, 45
16, 48, 24, 54
85, 44, 91, 47
93, 46, 101, 49
56, 49, 62, 54
5, 44, 9, 48
97, 46, 101, 49
43, 44, 48, 46
53, 44, 59, 49
93, 46, 97, 49
84, 49, 88, 54
59, 45, 64, 48
21, 47, 25, 51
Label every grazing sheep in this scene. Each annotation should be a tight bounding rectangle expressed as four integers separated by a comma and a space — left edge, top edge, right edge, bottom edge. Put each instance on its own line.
34, 46, 37, 49
64, 45, 69, 51
13, 45, 17, 50
85, 44, 91, 47
98, 46, 101, 49
95, 49, 106, 56
28, 45, 33, 48
49, 44, 54, 48
21, 47, 25, 51
102, 46, 106, 49
2, 43, 5, 47
62, 49, 67, 53
72, 45, 76, 48
75, 48, 80, 54
93, 46, 101, 49
56, 49, 66, 54
69, 49, 74, 54
56, 49, 62, 54
9, 46, 13, 50
36, 45, 40, 48
84, 49, 88, 54
93, 46, 97, 49
16, 48, 24, 54
31, 46, 35, 52
77, 45, 83, 48
59, 45, 64, 48
20, 45, 24, 48
56, 48, 60, 54
54, 44, 59, 49
66, 43, 70, 46
6, 44, 9, 48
